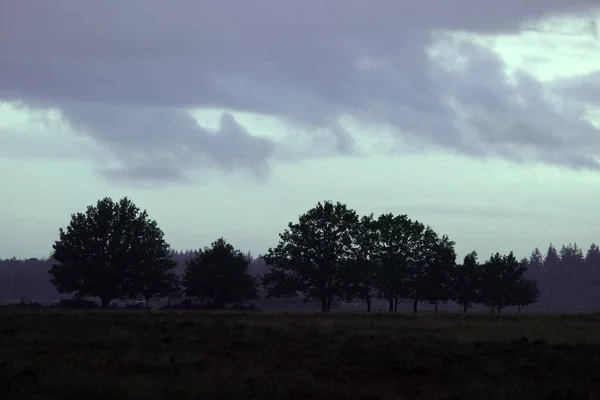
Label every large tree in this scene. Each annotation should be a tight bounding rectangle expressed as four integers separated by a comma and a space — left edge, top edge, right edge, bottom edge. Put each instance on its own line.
262, 200, 359, 312
183, 238, 258, 308
48, 197, 175, 308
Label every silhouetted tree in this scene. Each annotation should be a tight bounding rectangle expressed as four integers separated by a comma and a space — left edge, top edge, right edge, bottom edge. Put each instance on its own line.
529, 247, 544, 269
451, 251, 482, 314
48, 197, 174, 308
560, 243, 585, 268
586, 243, 600, 268
512, 279, 540, 315
480, 252, 527, 315
420, 234, 457, 315
373, 213, 417, 312
262, 200, 359, 312
339, 214, 380, 312
183, 238, 258, 308
544, 243, 560, 269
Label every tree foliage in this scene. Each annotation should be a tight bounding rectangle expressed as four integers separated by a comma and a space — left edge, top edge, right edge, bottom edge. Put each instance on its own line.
451, 251, 482, 314
48, 197, 175, 308
339, 214, 380, 312
479, 252, 527, 314
512, 279, 540, 315
16, 195, 556, 313
183, 238, 258, 307
262, 201, 359, 312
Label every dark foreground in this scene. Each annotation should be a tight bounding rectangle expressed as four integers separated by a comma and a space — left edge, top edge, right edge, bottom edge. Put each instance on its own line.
1, 310, 600, 400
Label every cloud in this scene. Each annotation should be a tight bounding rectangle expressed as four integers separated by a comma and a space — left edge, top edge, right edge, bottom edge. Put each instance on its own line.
62, 104, 274, 181
1, 0, 599, 181
553, 71, 600, 105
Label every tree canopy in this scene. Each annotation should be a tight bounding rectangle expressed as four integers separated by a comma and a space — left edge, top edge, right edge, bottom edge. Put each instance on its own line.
183, 238, 258, 308
38, 196, 545, 313
48, 197, 175, 308
262, 200, 359, 312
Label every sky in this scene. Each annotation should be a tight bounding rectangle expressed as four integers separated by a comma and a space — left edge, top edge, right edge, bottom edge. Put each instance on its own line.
1, 1, 599, 261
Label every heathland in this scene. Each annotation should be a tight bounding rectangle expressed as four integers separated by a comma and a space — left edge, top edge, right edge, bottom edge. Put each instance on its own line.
1, 310, 599, 400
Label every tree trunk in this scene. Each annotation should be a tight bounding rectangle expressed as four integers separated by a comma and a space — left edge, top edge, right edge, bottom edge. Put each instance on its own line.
100, 296, 111, 309
496, 307, 501, 315
434, 303, 439, 316
326, 291, 333, 312
517, 306, 522, 316
365, 295, 372, 313
145, 298, 150, 309
321, 296, 328, 312
463, 303, 468, 314
388, 296, 394, 312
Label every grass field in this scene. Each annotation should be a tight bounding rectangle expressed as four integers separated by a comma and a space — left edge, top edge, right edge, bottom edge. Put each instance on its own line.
1, 310, 600, 400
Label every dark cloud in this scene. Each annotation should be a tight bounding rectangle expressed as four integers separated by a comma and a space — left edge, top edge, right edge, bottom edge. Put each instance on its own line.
61, 104, 274, 180
1, 0, 599, 181
553, 71, 600, 105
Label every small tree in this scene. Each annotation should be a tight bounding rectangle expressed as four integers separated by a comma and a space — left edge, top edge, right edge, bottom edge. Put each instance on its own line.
162, 272, 183, 306
49, 197, 174, 308
420, 234, 456, 315
585, 243, 600, 269
451, 251, 482, 314
529, 248, 544, 270
480, 252, 527, 315
339, 214, 380, 312
372, 213, 416, 313
183, 238, 258, 308
512, 279, 540, 315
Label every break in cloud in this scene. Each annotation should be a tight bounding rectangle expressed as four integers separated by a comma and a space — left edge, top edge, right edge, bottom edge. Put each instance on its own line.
1, 0, 599, 182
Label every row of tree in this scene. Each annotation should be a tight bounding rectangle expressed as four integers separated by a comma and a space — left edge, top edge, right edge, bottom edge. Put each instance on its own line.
44, 197, 539, 313
260, 202, 538, 313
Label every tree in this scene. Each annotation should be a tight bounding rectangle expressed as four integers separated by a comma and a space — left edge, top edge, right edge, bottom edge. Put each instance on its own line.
420, 234, 456, 315
512, 279, 540, 315
48, 197, 174, 308
373, 213, 416, 312
480, 252, 527, 315
183, 238, 258, 308
529, 247, 544, 270
544, 243, 561, 270
262, 200, 359, 312
560, 243, 585, 268
126, 218, 177, 307
585, 243, 600, 269
451, 251, 482, 314
162, 271, 183, 306
339, 214, 380, 312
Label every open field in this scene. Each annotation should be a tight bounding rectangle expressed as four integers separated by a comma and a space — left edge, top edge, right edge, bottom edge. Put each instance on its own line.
1, 310, 600, 399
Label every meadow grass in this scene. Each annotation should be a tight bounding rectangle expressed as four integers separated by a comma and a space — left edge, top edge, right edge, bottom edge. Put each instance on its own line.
1, 309, 599, 399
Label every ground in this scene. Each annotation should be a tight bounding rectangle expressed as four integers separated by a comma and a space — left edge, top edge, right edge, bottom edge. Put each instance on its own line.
1, 310, 599, 400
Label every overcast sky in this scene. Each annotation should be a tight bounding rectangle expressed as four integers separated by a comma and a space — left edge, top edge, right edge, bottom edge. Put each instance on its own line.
1, 1, 599, 260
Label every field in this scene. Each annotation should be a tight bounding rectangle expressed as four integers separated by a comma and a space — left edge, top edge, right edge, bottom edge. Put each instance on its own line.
1, 310, 600, 400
